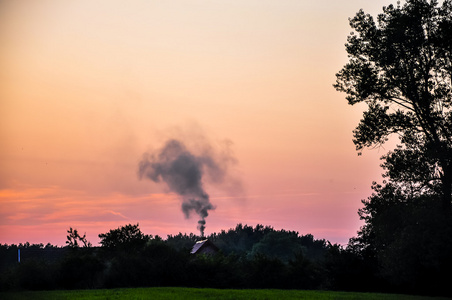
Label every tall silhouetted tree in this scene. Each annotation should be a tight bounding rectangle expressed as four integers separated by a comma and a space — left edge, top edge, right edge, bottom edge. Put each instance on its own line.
335, 0, 452, 295
334, 0, 452, 211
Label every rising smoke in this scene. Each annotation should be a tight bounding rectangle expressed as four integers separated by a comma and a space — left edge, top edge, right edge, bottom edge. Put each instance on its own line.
138, 138, 237, 237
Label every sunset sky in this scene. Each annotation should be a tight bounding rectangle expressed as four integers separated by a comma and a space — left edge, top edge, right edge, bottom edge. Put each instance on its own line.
1, 0, 395, 246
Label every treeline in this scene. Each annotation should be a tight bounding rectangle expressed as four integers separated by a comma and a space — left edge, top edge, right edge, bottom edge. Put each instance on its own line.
0, 224, 362, 292
0, 223, 447, 296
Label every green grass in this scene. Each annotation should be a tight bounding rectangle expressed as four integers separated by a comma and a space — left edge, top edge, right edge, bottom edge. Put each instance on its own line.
0, 287, 449, 300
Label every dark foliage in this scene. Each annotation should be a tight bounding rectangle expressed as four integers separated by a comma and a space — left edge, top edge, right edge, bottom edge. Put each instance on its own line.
335, 0, 452, 296
1, 221, 448, 295
66, 228, 91, 248
349, 183, 452, 295
58, 248, 104, 289
334, 0, 452, 210
98, 223, 150, 250
0, 223, 341, 293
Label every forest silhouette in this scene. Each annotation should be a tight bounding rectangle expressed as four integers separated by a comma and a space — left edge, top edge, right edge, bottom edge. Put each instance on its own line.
0, 223, 405, 293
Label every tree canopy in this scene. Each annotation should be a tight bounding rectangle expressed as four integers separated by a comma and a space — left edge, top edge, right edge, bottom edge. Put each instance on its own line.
336, 0, 452, 293
98, 223, 149, 249
334, 0, 452, 210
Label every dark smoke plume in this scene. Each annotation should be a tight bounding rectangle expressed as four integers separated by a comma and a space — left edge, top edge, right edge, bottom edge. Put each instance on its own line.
138, 139, 235, 237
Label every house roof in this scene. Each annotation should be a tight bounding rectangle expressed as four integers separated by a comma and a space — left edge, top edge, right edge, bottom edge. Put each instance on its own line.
190, 239, 218, 254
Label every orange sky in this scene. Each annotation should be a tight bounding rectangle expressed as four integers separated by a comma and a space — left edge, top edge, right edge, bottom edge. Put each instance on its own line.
1, 0, 394, 246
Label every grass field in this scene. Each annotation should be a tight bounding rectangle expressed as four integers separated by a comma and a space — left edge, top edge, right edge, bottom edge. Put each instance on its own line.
1, 287, 450, 300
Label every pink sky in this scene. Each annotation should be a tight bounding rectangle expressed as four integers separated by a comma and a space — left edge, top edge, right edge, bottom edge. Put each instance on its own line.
1, 0, 394, 246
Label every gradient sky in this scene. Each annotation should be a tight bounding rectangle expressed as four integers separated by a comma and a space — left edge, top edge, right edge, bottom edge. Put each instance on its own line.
1, 0, 395, 246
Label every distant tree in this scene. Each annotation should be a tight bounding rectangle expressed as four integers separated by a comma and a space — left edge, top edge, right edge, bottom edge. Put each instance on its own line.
98, 223, 149, 250
66, 227, 91, 248
209, 224, 275, 255
334, 0, 452, 211
45, 243, 57, 249
19, 242, 43, 249
247, 230, 304, 263
166, 232, 198, 251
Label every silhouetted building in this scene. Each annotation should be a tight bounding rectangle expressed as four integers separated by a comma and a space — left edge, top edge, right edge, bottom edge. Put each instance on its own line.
190, 239, 219, 255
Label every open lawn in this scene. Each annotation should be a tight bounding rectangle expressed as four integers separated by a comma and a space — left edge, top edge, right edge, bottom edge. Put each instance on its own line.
1, 287, 450, 300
